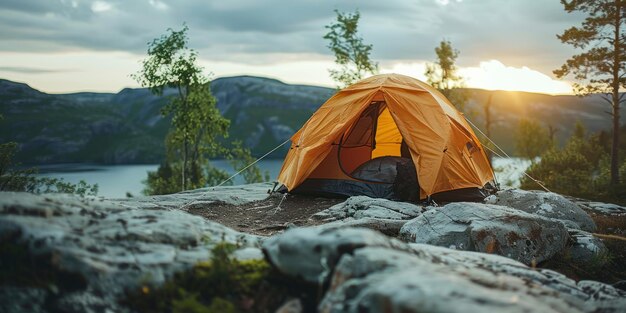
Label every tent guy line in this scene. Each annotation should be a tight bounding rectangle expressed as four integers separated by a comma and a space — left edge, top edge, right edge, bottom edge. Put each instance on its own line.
464, 117, 551, 193
179, 138, 291, 211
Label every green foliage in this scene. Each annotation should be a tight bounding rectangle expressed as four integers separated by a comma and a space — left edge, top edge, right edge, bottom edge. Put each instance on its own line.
124, 242, 282, 313
0, 163, 98, 197
143, 161, 182, 195
228, 141, 270, 184
521, 123, 625, 203
133, 25, 205, 96
32, 178, 99, 196
554, 0, 625, 187
425, 40, 468, 111
0, 142, 35, 191
204, 165, 232, 187
135, 25, 229, 192
554, 0, 626, 95
172, 293, 235, 313
0, 116, 98, 196
136, 25, 265, 195
324, 10, 378, 88
514, 118, 554, 159
143, 161, 231, 195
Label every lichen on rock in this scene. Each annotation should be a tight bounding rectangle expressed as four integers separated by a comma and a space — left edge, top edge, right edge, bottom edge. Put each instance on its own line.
398, 202, 570, 264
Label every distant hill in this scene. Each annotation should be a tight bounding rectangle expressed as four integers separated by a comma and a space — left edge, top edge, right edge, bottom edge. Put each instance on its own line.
461, 89, 622, 152
0, 76, 334, 164
0, 76, 623, 165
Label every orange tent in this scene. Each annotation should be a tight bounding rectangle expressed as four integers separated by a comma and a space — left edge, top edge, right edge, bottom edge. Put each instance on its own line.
277, 73, 494, 201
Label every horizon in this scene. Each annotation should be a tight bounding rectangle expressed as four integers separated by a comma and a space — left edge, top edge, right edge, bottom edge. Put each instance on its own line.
1, 73, 579, 97
0, 0, 582, 95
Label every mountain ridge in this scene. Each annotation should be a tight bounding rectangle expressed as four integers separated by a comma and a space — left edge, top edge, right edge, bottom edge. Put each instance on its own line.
0, 75, 623, 165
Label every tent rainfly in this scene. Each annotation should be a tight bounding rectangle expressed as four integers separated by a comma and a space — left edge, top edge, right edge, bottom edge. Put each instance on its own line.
277, 73, 495, 202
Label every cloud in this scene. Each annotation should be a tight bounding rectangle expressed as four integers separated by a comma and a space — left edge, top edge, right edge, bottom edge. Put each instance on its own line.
148, 0, 168, 11
91, 1, 113, 13
435, 0, 462, 5
0, 0, 585, 92
0, 0, 582, 69
0, 66, 71, 74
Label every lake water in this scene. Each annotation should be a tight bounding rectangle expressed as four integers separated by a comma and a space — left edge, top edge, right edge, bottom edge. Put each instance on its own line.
37, 157, 529, 198
36, 160, 285, 198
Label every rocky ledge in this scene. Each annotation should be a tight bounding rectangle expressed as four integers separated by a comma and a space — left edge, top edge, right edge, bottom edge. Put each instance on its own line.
0, 185, 625, 313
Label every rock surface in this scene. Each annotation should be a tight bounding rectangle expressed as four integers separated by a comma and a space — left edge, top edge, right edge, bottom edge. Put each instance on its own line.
311, 196, 426, 221
0, 191, 262, 313
319, 217, 409, 237
488, 189, 597, 231
2, 186, 625, 313
262, 226, 399, 284
309, 196, 428, 236
575, 200, 626, 215
265, 227, 625, 313
399, 202, 570, 264
113, 181, 273, 204
565, 229, 609, 267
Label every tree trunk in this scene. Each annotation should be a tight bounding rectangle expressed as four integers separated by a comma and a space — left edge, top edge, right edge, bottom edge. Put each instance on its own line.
190, 128, 203, 186
179, 85, 189, 191
610, 1, 622, 188
611, 95, 620, 187
183, 140, 188, 191
484, 94, 493, 163
548, 125, 557, 143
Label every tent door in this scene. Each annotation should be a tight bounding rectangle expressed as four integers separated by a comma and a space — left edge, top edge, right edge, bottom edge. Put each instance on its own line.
337, 101, 419, 201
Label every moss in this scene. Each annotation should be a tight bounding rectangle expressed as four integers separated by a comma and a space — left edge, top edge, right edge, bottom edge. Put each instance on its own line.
0, 241, 86, 291
123, 242, 314, 313
172, 293, 235, 313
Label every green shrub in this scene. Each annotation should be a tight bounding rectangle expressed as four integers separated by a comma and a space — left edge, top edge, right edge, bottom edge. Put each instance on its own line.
521, 123, 625, 204
123, 242, 302, 313
0, 141, 98, 196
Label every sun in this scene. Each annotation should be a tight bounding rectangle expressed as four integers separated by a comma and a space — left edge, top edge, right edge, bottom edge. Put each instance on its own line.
382, 59, 573, 95
460, 60, 572, 95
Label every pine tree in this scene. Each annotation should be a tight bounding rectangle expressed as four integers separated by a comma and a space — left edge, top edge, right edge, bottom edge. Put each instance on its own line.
554, 0, 625, 189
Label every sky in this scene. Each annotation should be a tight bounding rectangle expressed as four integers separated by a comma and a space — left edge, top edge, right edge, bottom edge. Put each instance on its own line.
0, 0, 585, 94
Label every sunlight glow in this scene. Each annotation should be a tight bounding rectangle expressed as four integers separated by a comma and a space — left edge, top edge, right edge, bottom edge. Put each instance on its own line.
381, 60, 573, 95
0, 51, 573, 95
460, 60, 572, 95
380, 62, 428, 81
0, 51, 140, 93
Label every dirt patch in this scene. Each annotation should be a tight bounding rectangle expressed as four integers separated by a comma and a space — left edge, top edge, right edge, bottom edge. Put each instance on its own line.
185, 193, 344, 236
